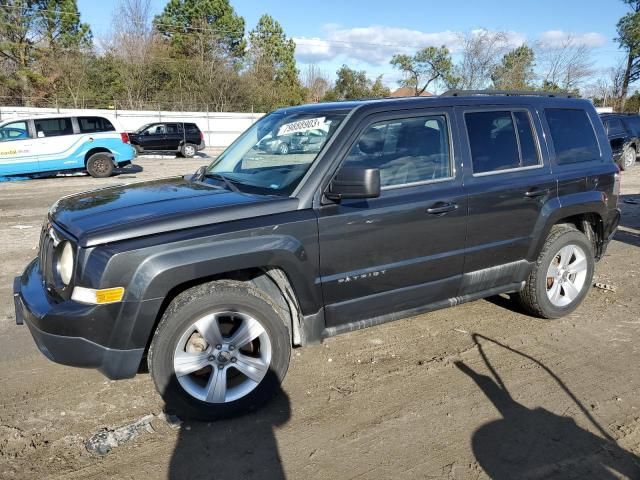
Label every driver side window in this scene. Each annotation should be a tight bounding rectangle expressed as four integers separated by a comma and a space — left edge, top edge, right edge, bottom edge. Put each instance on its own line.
344, 115, 452, 187
146, 124, 165, 135
0, 121, 29, 142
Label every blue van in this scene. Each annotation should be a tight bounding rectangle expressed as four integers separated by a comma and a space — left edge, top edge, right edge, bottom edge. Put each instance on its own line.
0, 115, 136, 178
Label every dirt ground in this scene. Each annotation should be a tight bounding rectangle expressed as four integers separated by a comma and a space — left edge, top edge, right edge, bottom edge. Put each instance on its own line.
1, 154, 640, 479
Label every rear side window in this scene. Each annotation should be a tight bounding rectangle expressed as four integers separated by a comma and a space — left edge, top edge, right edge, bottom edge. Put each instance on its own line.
545, 109, 600, 164
605, 118, 625, 135
185, 124, 200, 134
34, 118, 73, 137
465, 110, 540, 174
78, 116, 115, 133
166, 123, 180, 134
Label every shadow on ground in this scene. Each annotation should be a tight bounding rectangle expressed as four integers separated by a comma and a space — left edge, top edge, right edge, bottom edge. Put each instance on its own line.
137, 151, 211, 159
455, 334, 640, 479
166, 381, 290, 480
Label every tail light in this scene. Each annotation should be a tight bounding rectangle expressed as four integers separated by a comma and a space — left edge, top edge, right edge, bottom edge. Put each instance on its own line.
120, 132, 130, 144
200, 131, 204, 141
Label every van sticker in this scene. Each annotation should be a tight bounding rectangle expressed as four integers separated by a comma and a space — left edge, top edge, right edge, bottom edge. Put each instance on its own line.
0, 148, 29, 156
278, 117, 326, 136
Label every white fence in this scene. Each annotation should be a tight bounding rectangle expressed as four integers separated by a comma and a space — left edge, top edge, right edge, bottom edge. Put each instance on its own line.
0, 106, 264, 148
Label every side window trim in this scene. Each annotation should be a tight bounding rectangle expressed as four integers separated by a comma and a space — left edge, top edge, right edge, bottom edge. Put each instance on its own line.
71, 117, 80, 135
463, 107, 544, 177
514, 110, 543, 168
339, 110, 456, 191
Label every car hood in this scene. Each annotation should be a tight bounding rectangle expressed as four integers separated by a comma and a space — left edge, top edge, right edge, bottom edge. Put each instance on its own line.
51, 177, 298, 247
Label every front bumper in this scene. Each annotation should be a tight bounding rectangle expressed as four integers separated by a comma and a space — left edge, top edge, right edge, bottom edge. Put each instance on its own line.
13, 260, 144, 379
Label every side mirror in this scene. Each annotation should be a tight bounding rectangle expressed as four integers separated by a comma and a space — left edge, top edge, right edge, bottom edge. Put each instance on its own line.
190, 165, 207, 182
325, 166, 381, 201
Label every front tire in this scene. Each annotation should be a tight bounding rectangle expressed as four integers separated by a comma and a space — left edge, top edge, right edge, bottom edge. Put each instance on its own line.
517, 225, 594, 319
148, 280, 291, 421
86, 153, 114, 178
181, 143, 196, 158
277, 142, 289, 155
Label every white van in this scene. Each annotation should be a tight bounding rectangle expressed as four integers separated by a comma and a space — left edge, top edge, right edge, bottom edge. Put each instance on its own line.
0, 114, 136, 178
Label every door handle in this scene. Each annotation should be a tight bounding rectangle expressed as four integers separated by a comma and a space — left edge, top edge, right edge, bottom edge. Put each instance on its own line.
427, 202, 458, 215
524, 188, 550, 198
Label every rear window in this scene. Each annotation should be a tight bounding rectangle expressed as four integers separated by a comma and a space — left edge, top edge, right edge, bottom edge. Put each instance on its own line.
545, 109, 600, 164
78, 116, 115, 133
34, 117, 73, 137
625, 116, 640, 135
465, 110, 540, 174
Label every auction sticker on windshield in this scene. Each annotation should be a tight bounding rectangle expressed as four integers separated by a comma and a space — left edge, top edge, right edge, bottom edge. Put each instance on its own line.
278, 117, 326, 136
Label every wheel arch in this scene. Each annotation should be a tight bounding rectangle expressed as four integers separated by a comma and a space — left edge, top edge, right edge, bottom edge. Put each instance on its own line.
136, 266, 305, 370
529, 194, 607, 262
120, 237, 319, 368
84, 147, 114, 166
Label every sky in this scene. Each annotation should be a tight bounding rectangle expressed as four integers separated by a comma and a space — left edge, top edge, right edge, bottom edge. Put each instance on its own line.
78, 0, 631, 89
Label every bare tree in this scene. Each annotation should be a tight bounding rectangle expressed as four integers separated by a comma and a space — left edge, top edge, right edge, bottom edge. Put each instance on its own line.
302, 64, 331, 103
112, 0, 153, 51
106, 0, 158, 109
536, 35, 595, 91
452, 30, 513, 90
584, 62, 627, 110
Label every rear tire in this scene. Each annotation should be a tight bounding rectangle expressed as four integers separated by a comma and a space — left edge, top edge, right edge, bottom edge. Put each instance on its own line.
620, 145, 636, 171
148, 280, 291, 421
517, 225, 594, 319
181, 143, 196, 158
86, 153, 114, 178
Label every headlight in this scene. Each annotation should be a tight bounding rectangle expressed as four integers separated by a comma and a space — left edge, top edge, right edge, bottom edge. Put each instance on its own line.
56, 241, 74, 285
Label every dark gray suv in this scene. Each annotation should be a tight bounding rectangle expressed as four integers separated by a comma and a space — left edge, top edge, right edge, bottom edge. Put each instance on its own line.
129, 122, 205, 157
14, 91, 621, 420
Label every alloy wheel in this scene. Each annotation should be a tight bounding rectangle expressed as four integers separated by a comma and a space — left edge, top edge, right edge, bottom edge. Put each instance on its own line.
184, 145, 195, 157
173, 311, 272, 404
546, 244, 588, 307
624, 148, 635, 169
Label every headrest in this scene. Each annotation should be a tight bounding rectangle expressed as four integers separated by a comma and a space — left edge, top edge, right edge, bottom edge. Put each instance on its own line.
358, 128, 384, 154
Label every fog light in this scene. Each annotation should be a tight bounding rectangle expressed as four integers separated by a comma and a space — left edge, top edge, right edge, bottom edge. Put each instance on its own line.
72, 286, 125, 304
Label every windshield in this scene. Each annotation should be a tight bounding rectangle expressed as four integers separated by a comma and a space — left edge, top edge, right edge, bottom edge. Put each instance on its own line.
205, 111, 345, 196
135, 123, 152, 133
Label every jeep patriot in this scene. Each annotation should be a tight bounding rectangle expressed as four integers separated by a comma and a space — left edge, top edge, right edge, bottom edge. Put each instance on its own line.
13, 91, 621, 419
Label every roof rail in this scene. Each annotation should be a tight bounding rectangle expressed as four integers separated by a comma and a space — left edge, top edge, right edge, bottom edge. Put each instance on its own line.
441, 89, 575, 98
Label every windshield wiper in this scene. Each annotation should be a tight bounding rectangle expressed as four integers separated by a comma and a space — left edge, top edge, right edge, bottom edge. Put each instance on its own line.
203, 172, 240, 193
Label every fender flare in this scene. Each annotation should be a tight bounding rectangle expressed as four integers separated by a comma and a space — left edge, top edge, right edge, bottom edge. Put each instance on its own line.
120, 235, 321, 351
527, 191, 607, 261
